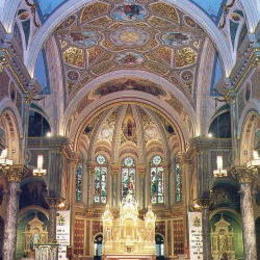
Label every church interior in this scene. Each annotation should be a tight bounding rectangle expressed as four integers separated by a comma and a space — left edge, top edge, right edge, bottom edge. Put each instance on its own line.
0, 0, 259, 260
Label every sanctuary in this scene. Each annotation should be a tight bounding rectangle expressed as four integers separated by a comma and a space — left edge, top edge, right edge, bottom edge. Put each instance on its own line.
0, 0, 259, 260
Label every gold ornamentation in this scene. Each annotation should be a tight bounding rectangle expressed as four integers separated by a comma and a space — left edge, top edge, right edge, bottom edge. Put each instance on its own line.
230, 166, 257, 184
23, 216, 48, 256
144, 60, 169, 75
91, 60, 114, 75
86, 16, 112, 27
80, 2, 110, 23
211, 216, 236, 260
63, 47, 85, 68
175, 47, 197, 67
102, 194, 156, 256
148, 16, 174, 28
88, 46, 111, 65
5, 164, 25, 183
147, 47, 172, 65
149, 3, 179, 24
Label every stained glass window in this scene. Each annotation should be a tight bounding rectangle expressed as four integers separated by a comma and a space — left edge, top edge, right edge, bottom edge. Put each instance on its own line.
175, 162, 182, 202
151, 155, 164, 204
76, 164, 83, 201
94, 155, 107, 204
121, 157, 135, 198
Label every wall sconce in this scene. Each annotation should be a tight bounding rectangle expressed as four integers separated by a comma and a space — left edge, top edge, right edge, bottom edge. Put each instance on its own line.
33, 154, 47, 176
0, 149, 13, 170
213, 155, 227, 177
247, 150, 260, 169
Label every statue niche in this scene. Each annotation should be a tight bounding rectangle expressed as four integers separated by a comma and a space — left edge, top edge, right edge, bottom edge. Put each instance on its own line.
102, 194, 156, 259
23, 216, 48, 257
211, 216, 235, 260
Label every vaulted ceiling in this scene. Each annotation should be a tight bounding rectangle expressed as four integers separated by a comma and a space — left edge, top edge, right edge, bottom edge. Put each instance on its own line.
54, 1, 207, 102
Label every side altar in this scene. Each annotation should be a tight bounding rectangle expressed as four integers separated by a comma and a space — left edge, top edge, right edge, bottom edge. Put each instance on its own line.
102, 194, 156, 260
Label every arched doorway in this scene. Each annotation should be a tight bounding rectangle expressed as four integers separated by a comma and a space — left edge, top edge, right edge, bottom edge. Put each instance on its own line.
0, 216, 4, 260
94, 234, 103, 260
155, 234, 164, 260
255, 217, 260, 258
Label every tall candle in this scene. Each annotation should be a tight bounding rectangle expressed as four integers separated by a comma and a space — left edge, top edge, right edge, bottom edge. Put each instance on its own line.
217, 156, 223, 170
37, 154, 44, 169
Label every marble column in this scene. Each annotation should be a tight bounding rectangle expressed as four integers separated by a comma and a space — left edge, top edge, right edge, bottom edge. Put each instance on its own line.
46, 197, 62, 243
2, 165, 24, 260
198, 196, 211, 260
202, 206, 211, 260
232, 167, 257, 260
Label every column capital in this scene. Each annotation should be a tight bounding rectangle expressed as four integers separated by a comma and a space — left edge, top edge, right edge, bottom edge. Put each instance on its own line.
46, 196, 64, 209
5, 164, 30, 183
230, 166, 258, 184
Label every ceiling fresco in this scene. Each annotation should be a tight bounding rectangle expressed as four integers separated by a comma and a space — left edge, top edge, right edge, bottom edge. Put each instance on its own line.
55, 0, 207, 103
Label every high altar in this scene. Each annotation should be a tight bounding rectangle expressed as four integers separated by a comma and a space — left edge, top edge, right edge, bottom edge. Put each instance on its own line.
102, 194, 156, 260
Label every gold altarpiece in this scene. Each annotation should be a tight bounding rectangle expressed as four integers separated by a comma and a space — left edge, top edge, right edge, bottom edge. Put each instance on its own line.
211, 216, 236, 260
23, 216, 48, 256
102, 194, 156, 260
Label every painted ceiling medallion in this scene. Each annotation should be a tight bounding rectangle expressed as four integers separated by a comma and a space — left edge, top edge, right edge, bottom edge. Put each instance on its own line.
115, 52, 144, 65
110, 27, 149, 47
161, 32, 191, 47
111, 3, 147, 21
68, 31, 100, 48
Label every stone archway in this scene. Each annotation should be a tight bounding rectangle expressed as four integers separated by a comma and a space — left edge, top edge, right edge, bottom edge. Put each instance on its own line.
239, 111, 260, 164
0, 108, 22, 163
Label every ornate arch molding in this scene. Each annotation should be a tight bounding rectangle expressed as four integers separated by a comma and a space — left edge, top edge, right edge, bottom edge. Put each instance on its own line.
239, 0, 260, 33
0, 97, 23, 163
23, 0, 234, 77
238, 100, 260, 136
66, 92, 189, 153
62, 70, 197, 134
238, 109, 260, 164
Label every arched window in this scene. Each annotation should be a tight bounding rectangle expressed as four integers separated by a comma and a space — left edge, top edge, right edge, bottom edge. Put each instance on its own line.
175, 162, 182, 202
121, 157, 135, 198
94, 155, 107, 204
76, 164, 83, 202
151, 155, 164, 204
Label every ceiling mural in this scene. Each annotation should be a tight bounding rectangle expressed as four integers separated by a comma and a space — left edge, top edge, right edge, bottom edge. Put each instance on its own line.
54, 0, 207, 103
